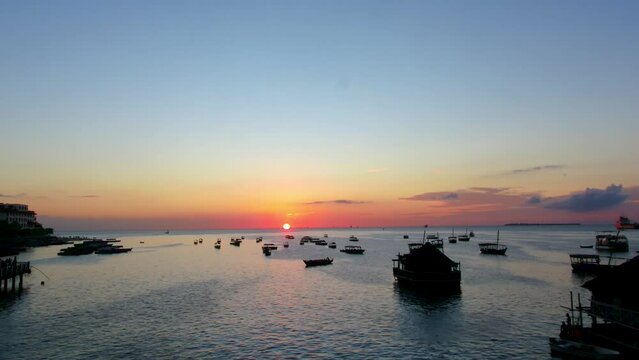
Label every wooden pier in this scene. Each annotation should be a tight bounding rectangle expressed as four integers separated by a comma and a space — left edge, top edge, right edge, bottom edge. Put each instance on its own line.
0, 256, 31, 296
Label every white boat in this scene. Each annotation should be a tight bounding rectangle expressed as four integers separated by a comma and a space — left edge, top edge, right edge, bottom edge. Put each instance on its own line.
548, 337, 620, 359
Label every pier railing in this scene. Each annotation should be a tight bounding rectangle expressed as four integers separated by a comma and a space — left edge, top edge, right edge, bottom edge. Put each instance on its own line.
0, 257, 31, 295
591, 299, 639, 330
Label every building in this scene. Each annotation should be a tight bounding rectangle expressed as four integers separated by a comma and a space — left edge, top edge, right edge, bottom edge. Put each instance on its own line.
0, 204, 38, 229
580, 255, 639, 355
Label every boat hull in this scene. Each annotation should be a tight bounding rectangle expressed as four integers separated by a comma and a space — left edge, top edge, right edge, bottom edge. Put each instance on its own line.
549, 337, 620, 359
393, 268, 460, 291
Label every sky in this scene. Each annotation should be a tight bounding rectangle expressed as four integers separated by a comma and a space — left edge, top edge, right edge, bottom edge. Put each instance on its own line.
1, 0, 639, 230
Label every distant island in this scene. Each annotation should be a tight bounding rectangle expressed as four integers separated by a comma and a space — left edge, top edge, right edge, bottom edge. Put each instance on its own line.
504, 223, 581, 226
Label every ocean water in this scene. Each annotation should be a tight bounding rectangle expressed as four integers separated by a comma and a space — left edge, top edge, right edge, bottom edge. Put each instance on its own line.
1, 226, 636, 359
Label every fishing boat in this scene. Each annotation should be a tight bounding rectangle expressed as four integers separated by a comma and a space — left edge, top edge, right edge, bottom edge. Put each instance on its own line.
570, 254, 625, 274
285, 235, 295, 239
256, 236, 263, 243
392, 242, 461, 291
262, 247, 271, 256
214, 243, 221, 249
448, 228, 457, 244
458, 228, 470, 242
194, 239, 198, 245
299, 240, 305, 245
262, 243, 278, 250
403, 235, 409, 239
95, 246, 132, 254
328, 242, 337, 249
349, 235, 359, 242
548, 337, 620, 359
479, 230, 507, 255
303, 257, 333, 267
615, 216, 639, 230
595, 231, 629, 252
469, 231, 475, 238
283, 242, 289, 248
198, 238, 203, 244
230, 238, 242, 246
340, 245, 365, 254
324, 234, 328, 238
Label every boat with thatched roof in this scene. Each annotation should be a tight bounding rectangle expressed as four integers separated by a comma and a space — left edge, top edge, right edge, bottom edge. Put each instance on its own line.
392, 242, 461, 291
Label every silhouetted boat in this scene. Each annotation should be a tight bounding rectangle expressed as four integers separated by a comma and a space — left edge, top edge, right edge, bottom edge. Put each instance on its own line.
328, 242, 337, 249
214, 243, 221, 249
595, 231, 628, 252
303, 257, 333, 267
95, 246, 132, 254
447, 228, 457, 243
324, 234, 328, 238
548, 337, 620, 359
194, 239, 198, 245
615, 216, 639, 230
392, 242, 461, 291
285, 235, 295, 239
469, 231, 475, 238
262, 243, 278, 250
315, 240, 327, 246
256, 237, 263, 243
570, 254, 625, 274
283, 242, 289, 248
580, 245, 594, 249
263, 247, 271, 256
340, 245, 365, 254
479, 230, 507, 255
349, 235, 359, 242
403, 235, 409, 239
198, 238, 203, 244
230, 238, 241, 246
458, 228, 470, 241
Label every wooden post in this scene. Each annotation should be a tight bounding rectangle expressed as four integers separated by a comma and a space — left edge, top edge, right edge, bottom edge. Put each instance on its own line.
19, 273, 24, 292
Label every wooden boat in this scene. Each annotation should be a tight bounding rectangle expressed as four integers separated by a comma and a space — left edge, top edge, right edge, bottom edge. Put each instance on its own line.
595, 231, 628, 252
580, 245, 594, 249
214, 243, 221, 249
570, 254, 625, 274
303, 257, 333, 267
230, 238, 241, 246
392, 242, 461, 291
262, 247, 271, 256
479, 230, 507, 255
262, 243, 278, 250
349, 235, 359, 242
283, 242, 289, 248
448, 228, 457, 243
548, 337, 620, 359
340, 245, 365, 254
95, 246, 132, 254
256, 236, 263, 243
315, 240, 327, 246
328, 242, 337, 249
458, 228, 470, 241
194, 239, 198, 245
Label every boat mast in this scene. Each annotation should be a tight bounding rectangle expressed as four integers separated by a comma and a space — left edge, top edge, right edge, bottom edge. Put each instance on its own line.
497, 230, 500, 245
422, 225, 426, 244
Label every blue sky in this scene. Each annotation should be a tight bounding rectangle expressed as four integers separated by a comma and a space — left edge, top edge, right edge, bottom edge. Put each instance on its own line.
1, 1, 638, 229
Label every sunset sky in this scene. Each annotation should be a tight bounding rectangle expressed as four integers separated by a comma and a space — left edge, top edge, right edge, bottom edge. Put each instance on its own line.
1, 1, 638, 230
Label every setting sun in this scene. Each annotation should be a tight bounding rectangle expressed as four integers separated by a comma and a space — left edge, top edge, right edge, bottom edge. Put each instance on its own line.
282, 223, 291, 230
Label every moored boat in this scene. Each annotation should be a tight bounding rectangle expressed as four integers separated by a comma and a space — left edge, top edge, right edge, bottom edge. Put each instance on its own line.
328, 242, 337, 249
315, 240, 327, 246
95, 246, 132, 254
340, 245, 365, 254
285, 235, 295, 239
214, 243, 221, 249
458, 228, 470, 242
479, 230, 507, 255
230, 238, 242, 246
448, 228, 457, 243
392, 242, 461, 291
303, 257, 333, 267
262, 243, 278, 250
262, 247, 271, 256
548, 337, 620, 359
349, 235, 359, 242
283, 242, 289, 248
595, 232, 628, 252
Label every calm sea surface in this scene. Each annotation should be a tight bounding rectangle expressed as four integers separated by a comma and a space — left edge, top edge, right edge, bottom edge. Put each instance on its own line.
1, 226, 637, 359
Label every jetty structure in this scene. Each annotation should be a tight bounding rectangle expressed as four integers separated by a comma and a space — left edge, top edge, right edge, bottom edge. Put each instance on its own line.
0, 256, 30, 297
558, 255, 639, 357
392, 242, 461, 292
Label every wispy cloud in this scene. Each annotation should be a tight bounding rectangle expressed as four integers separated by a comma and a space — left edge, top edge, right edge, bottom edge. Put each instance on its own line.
525, 195, 543, 205
511, 165, 565, 174
70, 195, 100, 198
546, 184, 628, 212
304, 199, 369, 205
